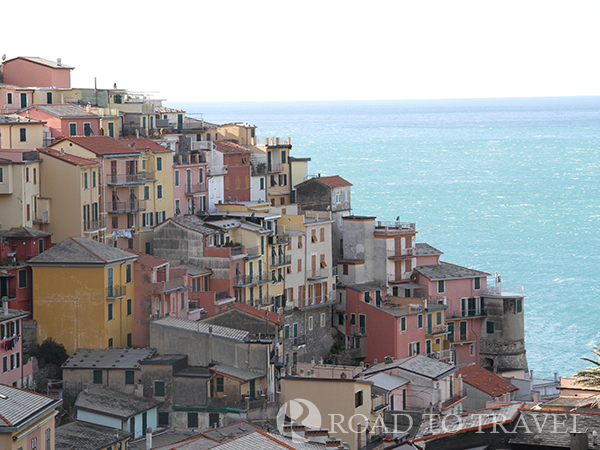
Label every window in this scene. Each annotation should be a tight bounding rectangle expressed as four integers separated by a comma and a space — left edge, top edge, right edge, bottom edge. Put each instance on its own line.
0, 167, 3, 183
187, 412, 198, 428
18, 269, 27, 288
470, 344, 475, 356
92, 171, 96, 188
438, 280, 445, 293
437, 312, 442, 324
409, 342, 420, 356
114, 94, 123, 104
143, 116, 147, 129
108, 122, 115, 138
417, 314, 423, 328
6, 92, 12, 104
335, 192, 341, 203
26, 167, 29, 182
2, 356, 6, 373
181, 293, 185, 310
125, 370, 135, 385
93, 370, 103, 384
127, 333, 132, 347
144, 185, 150, 200
157, 157, 163, 171
108, 338, 113, 348
157, 185, 163, 199
127, 298, 132, 316
10, 354, 15, 370
20, 128, 26, 142
308, 316, 313, 330
108, 303, 113, 321
70, 123, 77, 135
260, 177, 265, 190
355, 390, 363, 408
155, 381, 165, 396
400, 317, 406, 331
175, 199, 181, 215
31, 437, 37, 450
45, 428, 51, 450
216, 377, 224, 392
350, 313, 356, 325
321, 313, 326, 327
84, 123, 92, 136
474, 277, 481, 290
158, 412, 169, 427
487, 321, 494, 334
284, 325, 290, 339
174, 170, 179, 186
199, 168, 204, 184
281, 150, 287, 163
84, 172, 88, 189
517, 299, 523, 313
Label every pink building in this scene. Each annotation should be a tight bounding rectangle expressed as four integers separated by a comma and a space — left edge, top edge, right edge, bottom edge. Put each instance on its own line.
2, 56, 74, 89
172, 152, 209, 216
0, 226, 53, 313
18, 104, 101, 140
414, 252, 490, 366
0, 305, 33, 387
126, 250, 193, 347
0, 84, 34, 113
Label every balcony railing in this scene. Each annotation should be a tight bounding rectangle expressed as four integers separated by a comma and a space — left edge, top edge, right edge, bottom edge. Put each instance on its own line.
106, 172, 152, 186
252, 272, 270, 285
245, 246, 261, 259
441, 389, 466, 410
207, 165, 227, 176
185, 183, 208, 195
33, 211, 50, 224
375, 221, 416, 233
308, 268, 329, 280
0, 288, 16, 300
234, 274, 253, 287
387, 271, 413, 283
426, 324, 448, 336
387, 248, 415, 258
351, 325, 367, 336
447, 307, 486, 319
270, 255, 291, 267
84, 219, 106, 232
106, 200, 147, 214
267, 163, 284, 173
107, 285, 126, 299
269, 234, 289, 245
448, 330, 477, 343
164, 277, 186, 292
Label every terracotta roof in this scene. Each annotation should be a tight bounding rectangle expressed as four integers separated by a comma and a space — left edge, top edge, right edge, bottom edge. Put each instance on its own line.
125, 249, 169, 269
51, 136, 140, 156
121, 138, 172, 153
3, 56, 74, 69
315, 175, 352, 188
214, 140, 252, 154
456, 363, 518, 397
38, 148, 99, 167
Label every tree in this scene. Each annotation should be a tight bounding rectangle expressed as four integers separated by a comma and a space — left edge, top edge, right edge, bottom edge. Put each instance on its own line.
577, 343, 600, 386
33, 338, 69, 368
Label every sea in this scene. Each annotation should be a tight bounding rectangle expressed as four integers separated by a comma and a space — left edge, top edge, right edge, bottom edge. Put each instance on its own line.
166, 96, 600, 379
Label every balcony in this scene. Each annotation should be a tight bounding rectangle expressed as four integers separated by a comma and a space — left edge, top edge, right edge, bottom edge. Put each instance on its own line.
0, 288, 16, 300
234, 274, 253, 287
269, 234, 289, 245
351, 325, 367, 336
106, 172, 152, 186
446, 307, 486, 319
174, 152, 207, 164
270, 254, 291, 267
84, 219, 106, 232
245, 246, 261, 259
308, 268, 329, 281
428, 349, 454, 365
207, 165, 227, 177
441, 389, 466, 410
267, 162, 284, 173
252, 272, 270, 285
106, 200, 146, 214
350, 345, 368, 359
375, 221, 416, 233
164, 277, 187, 293
387, 248, 415, 259
33, 210, 50, 224
448, 330, 477, 344
387, 271, 413, 284
426, 324, 448, 337
107, 285, 126, 299
185, 183, 208, 195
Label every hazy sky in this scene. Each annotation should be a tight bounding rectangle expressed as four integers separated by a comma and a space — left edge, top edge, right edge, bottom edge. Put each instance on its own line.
2, 0, 599, 102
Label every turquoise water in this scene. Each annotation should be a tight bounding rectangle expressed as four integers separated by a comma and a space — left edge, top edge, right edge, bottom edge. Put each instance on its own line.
168, 97, 600, 378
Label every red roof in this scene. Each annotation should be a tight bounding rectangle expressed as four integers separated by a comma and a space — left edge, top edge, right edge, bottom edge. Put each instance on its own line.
51, 136, 140, 156
214, 140, 251, 154
456, 364, 518, 397
316, 175, 352, 188
121, 138, 172, 153
38, 148, 99, 167
125, 249, 169, 269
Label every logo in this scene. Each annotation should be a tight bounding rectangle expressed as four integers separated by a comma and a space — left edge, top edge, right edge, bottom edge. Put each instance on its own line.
277, 398, 322, 443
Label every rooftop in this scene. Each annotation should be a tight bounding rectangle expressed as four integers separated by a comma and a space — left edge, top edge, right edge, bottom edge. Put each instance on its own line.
0, 113, 44, 124
121, 138, 172, 153
4, 56, 74, 69
55, 421, 132, 450
38, 147, 100, 167
0, 226, 52, 239
166, 216, 221, 236
214, 140, 252, 154
364, 355, 456, 380
75, 387, 162, 420
28, 236, 138, 265
201, 420, 260, 443
62, 348, 156, 370
52, 136, 140, 156
415, 243, 444, 256
21, 104, 98, 118
125, 249, 169, 269
456, 364, 518, 397
207, 303, 283, 325
365, 372, 409, 392
346, 282, 387, 293
415, 261, 490, 280
139, 354, 188, 366
211, 364, 265, 382
151, 316, 251, 342
0, 383, 60, 429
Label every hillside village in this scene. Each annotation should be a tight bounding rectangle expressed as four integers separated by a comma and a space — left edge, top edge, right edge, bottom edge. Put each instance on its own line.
0, 56, 597, 450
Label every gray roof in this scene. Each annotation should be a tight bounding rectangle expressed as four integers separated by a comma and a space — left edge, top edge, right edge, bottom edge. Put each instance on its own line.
140, 354, 188, 365
0, 226, 52, 239
28, 236, 138, 265
178, 263, 212, 276
365, 355, 456, 380
152, 316, 250, 342
22, 104, 98, 118
75, 387, 161, 420
365, 372, 409, 392
211, 364, 265, 381
346, 282, 387, 293
55, 421, 132, 450
169, 216, 221, 235
0, 309, 29, 324
415, 243, 444, 256
202, 421, 260, 443
62, 348, 156, 370
0, 113, 44, 124
415, 261, 490, 280
10, 56, 74, 69
212, 431, 331, 449
509, 411, 600, 447
151, 436, 218, 450
175, 366, 212, 378
0, 383, 60, 428
414, 403, 521, 441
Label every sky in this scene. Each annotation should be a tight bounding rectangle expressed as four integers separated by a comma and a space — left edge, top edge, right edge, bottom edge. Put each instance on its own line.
2, 0, 600, 102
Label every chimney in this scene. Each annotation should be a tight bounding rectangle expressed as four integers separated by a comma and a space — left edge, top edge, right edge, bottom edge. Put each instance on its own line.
57, 58, 62, 66
146, 428, 152, 450
2, 300, 8, 315
86, 102, 91, 113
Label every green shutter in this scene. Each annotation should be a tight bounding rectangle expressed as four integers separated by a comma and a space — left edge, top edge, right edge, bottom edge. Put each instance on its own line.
125, 370, 135, 385
70, 123, 77, 135
126, 264, 132, 283
216, 377, 224, 392
187, 412, 198, 428
127, 298, 132, 316
93, 370, 103, 384
401, 317, 406, 331
18, 270, 27, 288
157, 157, 162, 171
108, 303, 113, 320
487, 321, 494, 334
418, 314, 423, 328
155, 381, 165, 396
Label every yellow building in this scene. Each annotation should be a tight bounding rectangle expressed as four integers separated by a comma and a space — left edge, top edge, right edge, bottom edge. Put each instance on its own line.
37, 148, 103, 243
216, 122, 257, 146
255, 137, 292, 206
121, 139, 174, 254
0, 149, 43, 229
0, 114, 46, 149
29, 236, 138, 354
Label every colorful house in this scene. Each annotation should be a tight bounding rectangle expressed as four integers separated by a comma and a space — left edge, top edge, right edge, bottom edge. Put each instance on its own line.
456, 363, 519, 411
1, 56, 74, 89
0, 85, 35, 114
28, 237, 138, 354
0, 114, 46, 149
257, 137, 292, 206
0, 383, 62, 450
37, 148, 103, 243
18, 104, 101, 141
214, 140, 252, 203
172, 152, 209, 217
55, 421, 131, 450
0, 305, 33, 388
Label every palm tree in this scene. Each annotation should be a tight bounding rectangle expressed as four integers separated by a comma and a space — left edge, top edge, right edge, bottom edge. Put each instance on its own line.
577, 344, 600, 386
